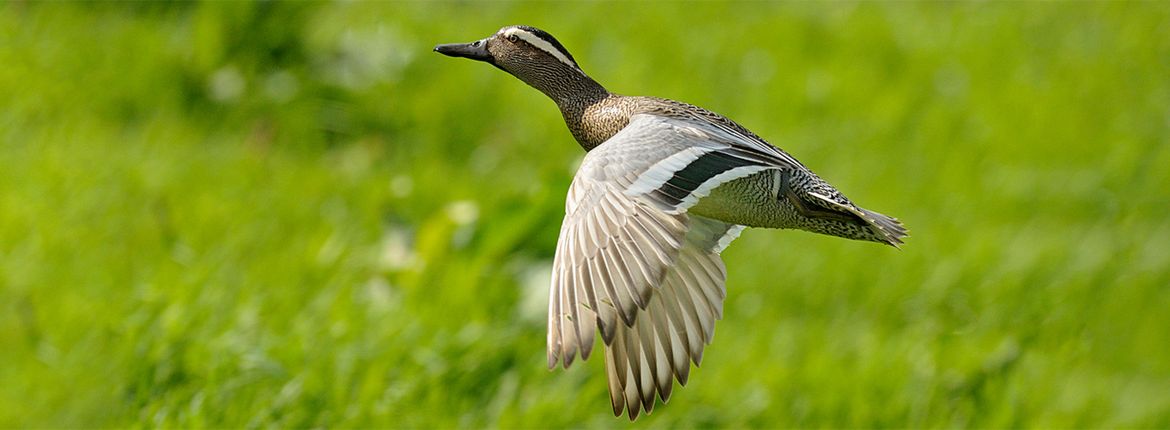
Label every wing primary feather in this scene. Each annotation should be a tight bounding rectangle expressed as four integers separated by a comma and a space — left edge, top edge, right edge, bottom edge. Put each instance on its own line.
560, 263, 579, 368
634, 312, 661, 410
654, 276, 694, 383
677, 251, 722, 321
630, 320, 656, 415
645, 300, 675, 402
667, 268, 709, 364
606, 334, 628, 417
643, 212, 686, 250
623, 328, 643, 420
624, 214, 673, 271
577, 262, 598, 360
674, 268, 713, 364
634, 208, 684, 249
604, 246, 640, 327
588, 258, 617, 344
691, 249, 728, 300
613, 229, 654, 309
547, 265, 563, 369
582, 212, 604, 258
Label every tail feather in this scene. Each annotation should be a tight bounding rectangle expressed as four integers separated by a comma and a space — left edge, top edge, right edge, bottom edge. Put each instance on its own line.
858, 207, 908, 247
806, 192, 908, 247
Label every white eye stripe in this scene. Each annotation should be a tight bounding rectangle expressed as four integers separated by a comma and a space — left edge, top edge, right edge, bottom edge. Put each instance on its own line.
502, 28, 578, 69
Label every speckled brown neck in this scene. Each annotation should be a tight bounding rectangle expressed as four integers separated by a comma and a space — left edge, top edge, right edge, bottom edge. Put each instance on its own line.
504, 58, 642, 151
560, 94, 640, 151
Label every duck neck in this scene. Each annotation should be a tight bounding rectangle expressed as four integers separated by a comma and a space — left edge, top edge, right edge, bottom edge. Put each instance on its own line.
555, 80, 611, 151
516, 66, 612, 150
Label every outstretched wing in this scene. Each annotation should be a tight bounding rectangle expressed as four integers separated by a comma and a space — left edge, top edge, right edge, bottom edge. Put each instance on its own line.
547, 171, 688, 367
548, 113, 755, 419
601, 216, 742, 419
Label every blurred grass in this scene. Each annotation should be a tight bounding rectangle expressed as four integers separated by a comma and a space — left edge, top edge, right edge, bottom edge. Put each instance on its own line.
2, 1, 1169, 427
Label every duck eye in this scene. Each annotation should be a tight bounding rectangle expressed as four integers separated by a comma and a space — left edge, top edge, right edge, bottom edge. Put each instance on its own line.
506, 34, 519, 42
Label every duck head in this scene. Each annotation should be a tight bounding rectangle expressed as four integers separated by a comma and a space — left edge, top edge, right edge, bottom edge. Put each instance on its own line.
434, 25, 605, 104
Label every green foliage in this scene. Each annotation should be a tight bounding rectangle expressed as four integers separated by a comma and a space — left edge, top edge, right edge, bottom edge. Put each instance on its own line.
2, 2, 1169, 427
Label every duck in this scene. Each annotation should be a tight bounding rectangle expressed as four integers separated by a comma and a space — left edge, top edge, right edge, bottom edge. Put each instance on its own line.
434, 25, 907, 420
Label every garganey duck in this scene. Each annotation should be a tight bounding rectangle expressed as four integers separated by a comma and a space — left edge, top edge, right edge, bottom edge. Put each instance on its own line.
435, 25, 908, 420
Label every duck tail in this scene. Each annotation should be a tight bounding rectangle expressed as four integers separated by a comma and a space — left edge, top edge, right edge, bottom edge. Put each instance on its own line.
857, 207, 909, 248
805, 192, 908, 248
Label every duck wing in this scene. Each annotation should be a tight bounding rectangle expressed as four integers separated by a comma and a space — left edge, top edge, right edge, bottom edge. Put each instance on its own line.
548, 113, 757, 419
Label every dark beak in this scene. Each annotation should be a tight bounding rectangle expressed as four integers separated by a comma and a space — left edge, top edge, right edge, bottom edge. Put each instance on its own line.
433, 38, 493, 62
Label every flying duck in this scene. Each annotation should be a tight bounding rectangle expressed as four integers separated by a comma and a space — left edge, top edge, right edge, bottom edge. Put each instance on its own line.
435, 25, 907, 420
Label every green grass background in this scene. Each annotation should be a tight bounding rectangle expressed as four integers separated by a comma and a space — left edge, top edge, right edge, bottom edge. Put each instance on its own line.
2, 1, 1169, 427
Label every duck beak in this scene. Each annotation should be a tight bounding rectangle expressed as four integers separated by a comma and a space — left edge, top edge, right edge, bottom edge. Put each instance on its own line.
433, 38, 493, 62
